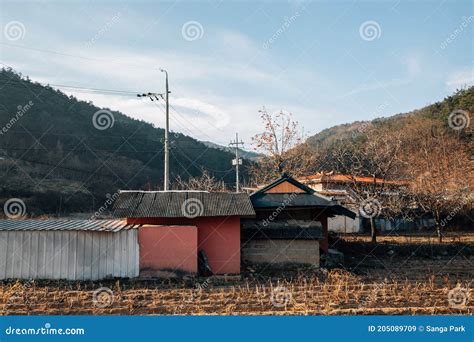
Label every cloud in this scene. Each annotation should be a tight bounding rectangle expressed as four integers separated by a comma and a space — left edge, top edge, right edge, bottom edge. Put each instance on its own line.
446, 68, 474, 91
340, 78, 412, 98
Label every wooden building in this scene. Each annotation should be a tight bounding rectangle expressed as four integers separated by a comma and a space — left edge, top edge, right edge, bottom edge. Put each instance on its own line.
241, 174, 355, 267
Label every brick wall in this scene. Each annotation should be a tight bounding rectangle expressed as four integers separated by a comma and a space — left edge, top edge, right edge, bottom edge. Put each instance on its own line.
242, 239, 320, 266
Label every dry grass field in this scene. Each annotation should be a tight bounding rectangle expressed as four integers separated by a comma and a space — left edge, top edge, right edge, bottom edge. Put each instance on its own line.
0, 234, 472, 316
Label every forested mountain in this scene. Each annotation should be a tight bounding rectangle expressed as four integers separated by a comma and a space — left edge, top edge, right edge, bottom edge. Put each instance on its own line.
0, 69, 248, 215
202, 140, 261, 160
307, 87, 473, 151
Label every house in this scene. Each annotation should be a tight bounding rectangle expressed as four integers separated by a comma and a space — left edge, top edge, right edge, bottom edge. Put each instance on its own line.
299, 172, 434, 233
0, 219, 139, 280
112, 191, 255, 276
241, 174, 355, 267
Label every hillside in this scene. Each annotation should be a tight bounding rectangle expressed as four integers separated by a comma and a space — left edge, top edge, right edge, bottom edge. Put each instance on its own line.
0, 69, 247, 215
307, 87, 474, 150
202, 141, 261, 161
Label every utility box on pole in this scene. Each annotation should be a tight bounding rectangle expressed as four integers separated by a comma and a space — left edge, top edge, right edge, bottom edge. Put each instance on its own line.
229, 133, 244, 193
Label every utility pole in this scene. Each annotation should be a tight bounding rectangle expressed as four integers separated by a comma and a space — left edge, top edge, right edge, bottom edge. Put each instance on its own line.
161, 69, 170, 191
229, 133, 244, 193
137, 68, 171, 191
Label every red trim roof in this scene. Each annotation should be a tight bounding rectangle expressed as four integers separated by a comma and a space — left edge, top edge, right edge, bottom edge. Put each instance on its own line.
299, 173, 407, 185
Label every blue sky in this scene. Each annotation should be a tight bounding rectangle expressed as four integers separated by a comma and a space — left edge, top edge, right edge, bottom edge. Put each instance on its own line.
1, 0, 472, 147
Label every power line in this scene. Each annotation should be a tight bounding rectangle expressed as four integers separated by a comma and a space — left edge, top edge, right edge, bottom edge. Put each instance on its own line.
2, 156, 120, 179
0, 76, 142, 97
0, 42, 152, 70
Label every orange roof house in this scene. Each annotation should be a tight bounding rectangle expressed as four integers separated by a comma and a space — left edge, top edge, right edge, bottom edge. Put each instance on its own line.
299, 172, 408, 187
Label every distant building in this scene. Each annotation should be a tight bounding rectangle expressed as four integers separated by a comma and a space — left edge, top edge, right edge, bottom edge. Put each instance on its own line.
299, 172, 434, 233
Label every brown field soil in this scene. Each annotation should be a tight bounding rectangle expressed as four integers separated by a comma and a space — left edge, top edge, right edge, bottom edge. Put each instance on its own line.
0, 238, 472, 315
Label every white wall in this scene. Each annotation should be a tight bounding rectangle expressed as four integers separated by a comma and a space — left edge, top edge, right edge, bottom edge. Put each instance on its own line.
328, 215, 361, 233
0, 230, 139, 280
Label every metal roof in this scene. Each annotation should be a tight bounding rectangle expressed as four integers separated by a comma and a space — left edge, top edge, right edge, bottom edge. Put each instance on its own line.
113, 191, 256, 218
0, 220, 133, 232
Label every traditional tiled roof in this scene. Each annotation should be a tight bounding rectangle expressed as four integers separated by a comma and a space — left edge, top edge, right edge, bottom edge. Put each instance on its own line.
250, 174, 356, 219
113, 191, 256, 218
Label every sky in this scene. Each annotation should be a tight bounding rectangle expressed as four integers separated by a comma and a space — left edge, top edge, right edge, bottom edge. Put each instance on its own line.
0, 0, 472, 148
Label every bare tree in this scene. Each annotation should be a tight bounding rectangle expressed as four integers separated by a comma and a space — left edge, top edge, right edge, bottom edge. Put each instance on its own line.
173, 170, 227, 192
249, 107, 317, 185
398, 118, 471, 242
332, 127, 406, 243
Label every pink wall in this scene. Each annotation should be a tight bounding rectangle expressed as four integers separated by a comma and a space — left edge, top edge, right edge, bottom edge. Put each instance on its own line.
138, 225, 198, 277
129, 216, 241, 275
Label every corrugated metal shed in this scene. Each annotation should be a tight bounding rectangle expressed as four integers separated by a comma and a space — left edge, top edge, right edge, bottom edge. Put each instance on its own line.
0, 219, 133, 232
0, 220, 139, 280
113, 191, 256, 218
